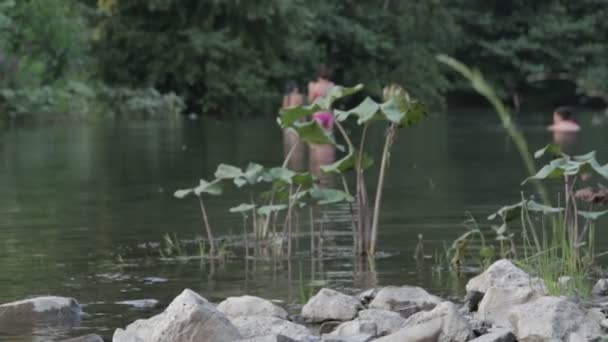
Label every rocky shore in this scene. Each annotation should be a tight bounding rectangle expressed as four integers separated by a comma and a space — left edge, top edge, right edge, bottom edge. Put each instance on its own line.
2, 259, 608, 341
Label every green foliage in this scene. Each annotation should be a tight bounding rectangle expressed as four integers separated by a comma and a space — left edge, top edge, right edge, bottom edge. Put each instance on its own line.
95, 1, 457, 115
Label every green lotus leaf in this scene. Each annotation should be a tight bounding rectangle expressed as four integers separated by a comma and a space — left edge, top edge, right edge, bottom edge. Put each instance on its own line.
334, 97, 381, 123
534, 143, 564, 159
229, 203, 256, 213
308, 187, 354, 205
174, 189, 194, 199
292, 120, 337, 146
488, 199, 563, 221
214, 164, 243, 180
278, 104, 321, 128
577, 210, 608, 220
194, 179, 223, 196
320, 151, 374, 174
257, 204, 288, 216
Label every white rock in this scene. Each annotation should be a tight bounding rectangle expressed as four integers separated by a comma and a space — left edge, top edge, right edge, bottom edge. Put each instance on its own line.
0, 296, 82, 332
112, 289, 241, 342
235, 334, 298, 342
322, 334, 374, 342
302, 288, 362, 322
230, 316, 311, 341
508, 296, 602, 341
592, 278, 608, 296
402, 301, 473, 342
368, 286, 442, 316
329, 319, 376, 336
374, 318, 442, 342
466, 259, 546, 294
469, 328, 515, 342
218, 295, 288, 319
477, 285, 542, 328
358, 309, 406, 335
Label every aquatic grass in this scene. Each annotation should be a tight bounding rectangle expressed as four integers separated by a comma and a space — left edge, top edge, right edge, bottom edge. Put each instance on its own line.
438, 55, 608, 299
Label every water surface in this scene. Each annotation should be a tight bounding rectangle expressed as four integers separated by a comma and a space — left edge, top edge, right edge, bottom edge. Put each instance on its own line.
1, 111, 607, 340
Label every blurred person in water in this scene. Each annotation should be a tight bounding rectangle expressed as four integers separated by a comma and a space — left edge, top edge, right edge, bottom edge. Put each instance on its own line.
549, 106, 579, 150
281, 81, 306, 171
308, 65, 336, 185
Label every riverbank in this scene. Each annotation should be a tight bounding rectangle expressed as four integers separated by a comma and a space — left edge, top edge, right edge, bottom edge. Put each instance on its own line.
2, 259, 608, 341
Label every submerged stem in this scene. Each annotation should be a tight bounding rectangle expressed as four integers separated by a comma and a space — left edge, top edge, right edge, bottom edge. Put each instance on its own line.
369, 123, 397, 256
197, 196, 215, 257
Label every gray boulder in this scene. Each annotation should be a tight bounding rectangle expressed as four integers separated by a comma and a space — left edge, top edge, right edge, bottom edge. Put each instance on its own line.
112, 288, 242, 342
329, 319, 377, 337
368, 286, 442, 317
0, 296, 82, 333
477, 285, 542, 328
466, 259, 546, 295
59, 334, 104, 342
402, 301, 473, 342
302, 289, 362, 323
322, 334, 374, 342
592, 278, 608, 296
235, 334, 298, 342
373, 318, 442, 342
469, 328, 515, 342
358, 309, 406, 335
218, 295, 288, 319
508, 296, 602, 341
230, 316, 311, 341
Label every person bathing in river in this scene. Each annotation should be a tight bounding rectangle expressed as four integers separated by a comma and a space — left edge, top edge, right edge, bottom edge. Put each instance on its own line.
548, 106, 580, 132
308, 65, 335, 134
282, 81, 303, 109
281, 81, 306, 171
308, 65, 336, 185
549, 106, 579, 150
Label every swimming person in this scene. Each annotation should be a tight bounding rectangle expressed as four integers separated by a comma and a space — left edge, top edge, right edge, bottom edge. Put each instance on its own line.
282, 81, 303, 109
549, 106, 579, 150
548, 106, 580, 132
308, 65, 336, 135
281, 81, 306, 171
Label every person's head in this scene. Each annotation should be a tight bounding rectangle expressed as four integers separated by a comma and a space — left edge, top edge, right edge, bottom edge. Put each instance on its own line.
553, 106, 575, 123
316, 65, 330, 80
285, 81, 299, 95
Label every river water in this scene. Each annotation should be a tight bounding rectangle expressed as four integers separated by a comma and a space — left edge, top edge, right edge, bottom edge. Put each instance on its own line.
1, 111, 607, 340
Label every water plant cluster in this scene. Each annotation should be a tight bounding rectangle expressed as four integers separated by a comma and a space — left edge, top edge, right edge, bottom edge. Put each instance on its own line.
436, 55, 608, 298
174, 83, 427, 260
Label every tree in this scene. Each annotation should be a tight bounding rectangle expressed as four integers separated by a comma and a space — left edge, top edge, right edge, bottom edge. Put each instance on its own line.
447, 0, 608, 106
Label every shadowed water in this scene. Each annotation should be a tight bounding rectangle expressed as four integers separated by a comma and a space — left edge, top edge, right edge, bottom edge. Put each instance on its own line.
1, 111, 607, 340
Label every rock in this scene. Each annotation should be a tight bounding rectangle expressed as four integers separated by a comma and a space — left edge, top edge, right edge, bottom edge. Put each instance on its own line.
374, 318, 442, 342
469, 328, 515, 342
464, 290, 484, 312
230, 316, 311, 341
218, 295, 288, 319
402, 301, 473, 342
558, 276, 574, 288
301, 288, 362, 323
319, 321, 343, 334
592, 278, 608, 296
329, 319, 377, 336
356, 289, 379, 307
477, 285, 542, 328
466, 259, 546, 294
508, 296, 602, 341
59, 334, 104, 342
112, 329, 144, 342
358, 309, 406, 335
112, 288, 242, 342
322, 334, 374, 342
235, 334, 298, 342
368, 286, 442, 317
0, 296, 82, 333
601, 318, 608, 330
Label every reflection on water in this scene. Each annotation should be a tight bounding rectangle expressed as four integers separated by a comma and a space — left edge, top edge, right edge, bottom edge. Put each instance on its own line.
0, 112, 607, 339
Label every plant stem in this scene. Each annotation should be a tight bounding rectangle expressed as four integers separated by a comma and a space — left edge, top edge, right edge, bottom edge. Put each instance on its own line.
369, 123, 396, 256
197, 196, 215, 257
